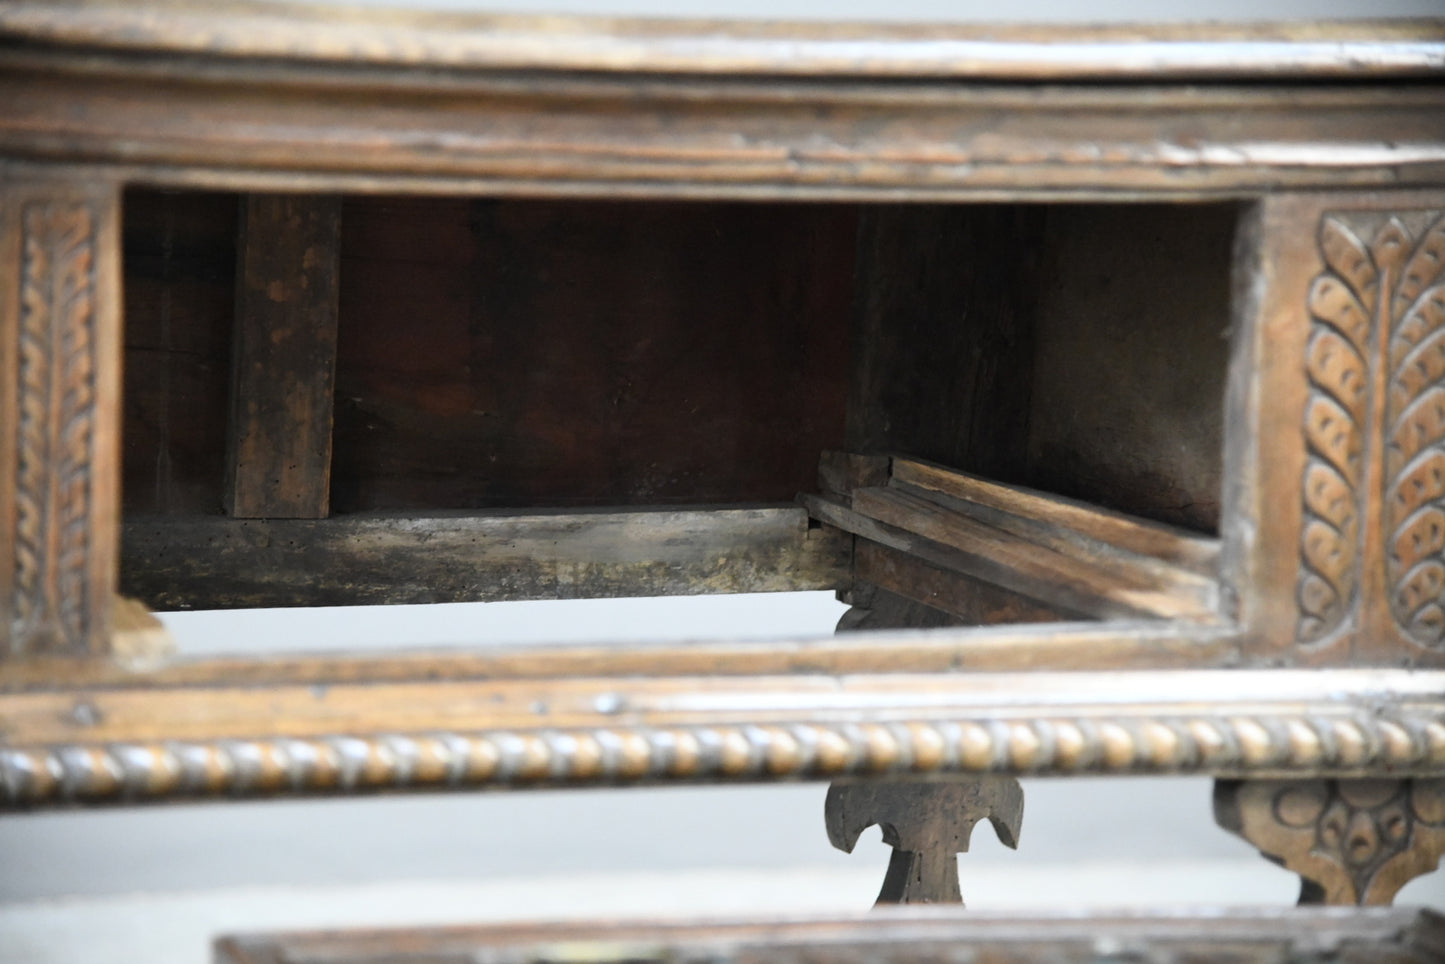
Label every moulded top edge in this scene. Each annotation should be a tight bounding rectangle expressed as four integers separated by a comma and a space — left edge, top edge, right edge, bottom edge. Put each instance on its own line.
0, 1, 1443, 81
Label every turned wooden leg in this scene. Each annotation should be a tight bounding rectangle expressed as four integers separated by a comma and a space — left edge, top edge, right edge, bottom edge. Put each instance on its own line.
0, 177, 122, 658
1214, 777, 1445, 905
826, 777, 1024, 906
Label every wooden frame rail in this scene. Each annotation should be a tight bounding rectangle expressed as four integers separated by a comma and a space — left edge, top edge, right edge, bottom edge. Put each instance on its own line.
804, 456, 1222, 623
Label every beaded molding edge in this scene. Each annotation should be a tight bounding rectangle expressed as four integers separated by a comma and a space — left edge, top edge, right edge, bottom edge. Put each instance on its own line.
4, 711, 1445, 807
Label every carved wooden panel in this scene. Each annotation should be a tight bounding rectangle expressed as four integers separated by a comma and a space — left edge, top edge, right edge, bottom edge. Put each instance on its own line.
1215, 778, 1445, 905
0, 181, 120, 657
1297, 212, 1445, 650
1229, 195, 1445, 667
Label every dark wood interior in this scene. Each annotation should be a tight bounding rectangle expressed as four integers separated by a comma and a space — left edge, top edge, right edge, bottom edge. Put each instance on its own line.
119, 189, 1236, 612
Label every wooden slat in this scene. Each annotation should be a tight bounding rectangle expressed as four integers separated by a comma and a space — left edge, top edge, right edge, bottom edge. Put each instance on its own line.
891, 458, 1220, 574
854, 541, 1065, 627
803, 491, 1218, 622
212, 909, 1445, 964
0, 621, 1241, 693
120, 506, 850, 610
224, 193, 340, 519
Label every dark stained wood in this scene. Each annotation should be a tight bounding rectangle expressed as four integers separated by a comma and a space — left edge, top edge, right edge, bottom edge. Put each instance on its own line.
1026, 204, 1235, 532
0, 178, 122, 657
226, 193, 340, 519
853, 542, 1065, 627
847, 206, 1042, 482
825, 777, 1023, 905
121, 188, 236, 517
121, 506, 850, 610
212, 909, 1445, 964
331, 197, 853, 511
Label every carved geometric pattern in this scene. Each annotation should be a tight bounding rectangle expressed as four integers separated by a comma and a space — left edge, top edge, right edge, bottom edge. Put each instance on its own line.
1297, 211, 1445, 649
1215, 777, 1445, 905
3, 710, 1443, 808
10, 200, 97, 655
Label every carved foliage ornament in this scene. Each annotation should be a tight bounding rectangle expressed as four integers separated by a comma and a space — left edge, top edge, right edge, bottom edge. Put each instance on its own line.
1298, 211, 1445, 649
1216, 778, 1445, 905
9, 200, 97, 655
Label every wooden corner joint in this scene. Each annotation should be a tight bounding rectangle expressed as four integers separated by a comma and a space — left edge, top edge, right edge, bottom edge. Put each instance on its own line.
1214, 777, 1445, 905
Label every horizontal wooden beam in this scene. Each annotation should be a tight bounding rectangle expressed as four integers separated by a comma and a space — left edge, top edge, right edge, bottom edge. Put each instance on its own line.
4, 5, 1443, 80
120, 506, 850, 611
2, 667, 1440, 806
215, 908, 1444, 964
4, 65, 1445, 201
854, 541, 1066, 627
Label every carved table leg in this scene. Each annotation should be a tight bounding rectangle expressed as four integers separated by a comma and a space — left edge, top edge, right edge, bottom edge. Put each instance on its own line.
0, 177, 122, 658
1214, 778, 1445, 905
826, 776, 1024, 905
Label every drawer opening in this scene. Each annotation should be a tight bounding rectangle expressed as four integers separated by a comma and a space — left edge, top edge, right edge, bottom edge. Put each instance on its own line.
118, 189, 1234, 630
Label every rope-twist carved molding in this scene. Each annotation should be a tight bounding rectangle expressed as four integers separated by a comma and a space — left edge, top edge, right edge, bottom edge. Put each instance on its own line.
4, 713, 1443, 807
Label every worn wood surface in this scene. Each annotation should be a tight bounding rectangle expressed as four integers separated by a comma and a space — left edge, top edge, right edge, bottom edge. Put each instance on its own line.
2, 667, 1442, 807
826, 778, 1023, 905
0, 178, 121, 657
803, 458, 1222, 623
4, 73, 1445, 200
1026, 204, 1234, 532
891, 459, 1220, 575
121, 507, 849, 611
7, 4, 1445, 80
1215, 778, 1445, 906
214, 908, 1445, 964
0, 621, 1240, 694
846, 206, 1041, 482
226, 193, 340, 519
853, 542, 1065, 627
332, 196, 851, 511
1225, 192, 1445, 668
121, 188, 235, 517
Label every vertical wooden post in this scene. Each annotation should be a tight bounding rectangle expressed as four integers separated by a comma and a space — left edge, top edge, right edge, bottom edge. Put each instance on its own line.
1224, 192, 1445, 668
225, 194, 341, 519
0, 178, 122, 658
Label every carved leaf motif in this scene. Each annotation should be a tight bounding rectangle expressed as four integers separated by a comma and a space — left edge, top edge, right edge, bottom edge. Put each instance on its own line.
1392, 217, 1445, 320
1385, 215, 1445, 649
1390, 301, 1445, 408
1319, 217, 1378, 314
1297, 218, 1374, 644
11, 201, 95, 654
1307, 275, 1371, 349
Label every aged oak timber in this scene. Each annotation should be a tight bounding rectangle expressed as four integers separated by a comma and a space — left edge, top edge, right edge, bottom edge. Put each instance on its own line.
225, 193, 341, 520
1, 0, 1444, 922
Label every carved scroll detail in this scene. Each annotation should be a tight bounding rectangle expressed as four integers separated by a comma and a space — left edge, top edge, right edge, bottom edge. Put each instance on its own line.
1384, 216, 1445, 648
1215, 778, 1445, 905
1296, 218, 1375, 643
10, 201, 97, 654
